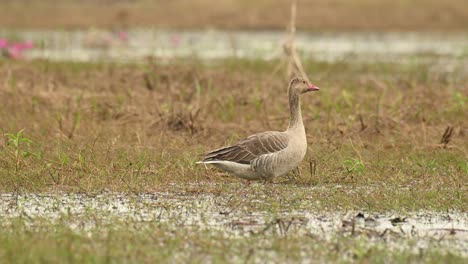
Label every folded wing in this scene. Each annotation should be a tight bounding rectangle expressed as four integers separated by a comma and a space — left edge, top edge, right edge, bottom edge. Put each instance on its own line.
202, 131, 289, 164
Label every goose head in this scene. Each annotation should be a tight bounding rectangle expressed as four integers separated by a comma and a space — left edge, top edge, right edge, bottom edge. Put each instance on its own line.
289, 77, 320, 94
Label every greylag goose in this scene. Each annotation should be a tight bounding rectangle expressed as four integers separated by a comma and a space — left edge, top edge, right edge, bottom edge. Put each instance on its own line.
197, 77, 319, 181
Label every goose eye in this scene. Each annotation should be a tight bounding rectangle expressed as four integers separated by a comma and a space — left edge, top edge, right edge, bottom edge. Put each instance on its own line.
302, 81, 306, 84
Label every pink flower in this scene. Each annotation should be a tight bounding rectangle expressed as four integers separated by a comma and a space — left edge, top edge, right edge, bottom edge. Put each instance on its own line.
170, 35, 181, 47
0, 39, 8, 49
0, 40, 34, 59
18, 41, 34, 50
118, 31, 129, 42
7, 45, 23, 59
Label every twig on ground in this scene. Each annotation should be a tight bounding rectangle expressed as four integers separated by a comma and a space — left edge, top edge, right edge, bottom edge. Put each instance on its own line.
440, 126, 454, 148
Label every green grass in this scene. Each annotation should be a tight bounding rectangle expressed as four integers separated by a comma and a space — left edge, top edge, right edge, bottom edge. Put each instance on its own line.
0, 218, 465, 264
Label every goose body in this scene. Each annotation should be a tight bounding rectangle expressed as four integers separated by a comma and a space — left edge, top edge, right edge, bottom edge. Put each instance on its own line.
197, 77, 319, 181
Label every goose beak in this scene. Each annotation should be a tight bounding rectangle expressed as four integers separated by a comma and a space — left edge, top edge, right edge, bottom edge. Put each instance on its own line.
308, 84, 320, 92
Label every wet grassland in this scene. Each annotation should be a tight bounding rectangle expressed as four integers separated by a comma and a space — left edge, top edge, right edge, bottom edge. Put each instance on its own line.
0, 58, 467, 262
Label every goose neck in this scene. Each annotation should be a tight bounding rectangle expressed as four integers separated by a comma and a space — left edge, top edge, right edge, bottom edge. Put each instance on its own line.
288, 90, 303, 130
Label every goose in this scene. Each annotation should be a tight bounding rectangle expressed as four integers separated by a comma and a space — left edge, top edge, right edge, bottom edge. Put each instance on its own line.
197, 77, 319, 181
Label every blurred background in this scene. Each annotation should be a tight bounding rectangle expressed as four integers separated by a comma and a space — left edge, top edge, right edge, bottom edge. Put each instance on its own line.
0, 3, 467, 261
0, 0, 467, 63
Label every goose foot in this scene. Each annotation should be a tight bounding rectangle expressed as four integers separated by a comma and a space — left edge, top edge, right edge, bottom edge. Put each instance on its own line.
262, 178, 274, 184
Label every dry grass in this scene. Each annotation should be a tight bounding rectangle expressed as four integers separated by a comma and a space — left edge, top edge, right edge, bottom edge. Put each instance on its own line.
0, 58, 466, 211
0, 0, 467, 31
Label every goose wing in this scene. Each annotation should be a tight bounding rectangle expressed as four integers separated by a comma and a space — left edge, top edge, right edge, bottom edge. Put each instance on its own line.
202, 131, 289, 164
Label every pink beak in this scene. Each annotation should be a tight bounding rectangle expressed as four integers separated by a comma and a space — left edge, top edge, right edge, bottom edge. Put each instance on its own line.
308, 84, 320, 91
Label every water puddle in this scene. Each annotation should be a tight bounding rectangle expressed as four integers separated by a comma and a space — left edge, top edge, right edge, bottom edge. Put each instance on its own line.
1, 29, 467, 65
1, 192, 466, 256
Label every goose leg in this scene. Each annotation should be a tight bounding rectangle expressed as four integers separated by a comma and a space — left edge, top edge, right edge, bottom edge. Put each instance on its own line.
243, 179, 252, 186
262, 178, 274, 184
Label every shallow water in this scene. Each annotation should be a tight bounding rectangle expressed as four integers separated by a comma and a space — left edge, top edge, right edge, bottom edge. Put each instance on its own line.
1, 29, 467, 65
1, 192, 466, 256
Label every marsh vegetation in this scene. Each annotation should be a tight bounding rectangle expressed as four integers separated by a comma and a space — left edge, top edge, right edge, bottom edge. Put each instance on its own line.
0, 58, 466, 261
